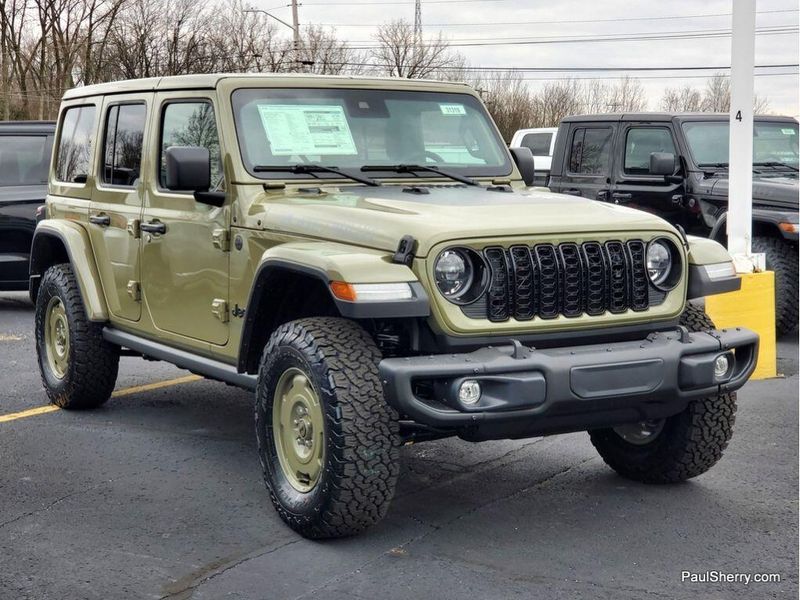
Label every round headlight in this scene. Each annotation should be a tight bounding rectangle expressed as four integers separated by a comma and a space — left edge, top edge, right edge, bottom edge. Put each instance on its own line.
435, 249, 473, 298
646, 240, 672, 286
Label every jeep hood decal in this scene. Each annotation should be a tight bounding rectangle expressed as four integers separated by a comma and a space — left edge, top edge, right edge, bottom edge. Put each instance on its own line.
253, 186, 674, 257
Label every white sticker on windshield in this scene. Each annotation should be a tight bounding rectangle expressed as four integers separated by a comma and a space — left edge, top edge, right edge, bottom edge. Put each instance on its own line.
439, 103, 467, 116
781, 128, 796, 135
257, 104, 357, 155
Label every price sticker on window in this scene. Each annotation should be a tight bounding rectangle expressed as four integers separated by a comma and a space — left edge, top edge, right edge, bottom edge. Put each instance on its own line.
781, 128, 796, 135
439, 103, 467, 116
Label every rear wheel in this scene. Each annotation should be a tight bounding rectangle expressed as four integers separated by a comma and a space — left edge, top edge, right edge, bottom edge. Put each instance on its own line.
589, 305, 736, 483
35, 263, 119, 409
255, 317, 400, 538
752, 236, 798, 336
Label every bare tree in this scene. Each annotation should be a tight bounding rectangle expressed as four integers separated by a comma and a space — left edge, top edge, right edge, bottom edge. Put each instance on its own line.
372, 19, 461, 79
660, 84, 703, 112
475, 71, 534, 141
702, 73, 730, 112
606, 76, 647, 112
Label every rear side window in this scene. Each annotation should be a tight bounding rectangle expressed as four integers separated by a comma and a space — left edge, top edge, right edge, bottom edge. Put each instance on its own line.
569, 127, 612, 174
520, 132, 552, 156
0, 136, 50, 186
624, 127, 676, 174
102, 103, 146, 187
160, 101, 222, 190
56, 105, 96, 183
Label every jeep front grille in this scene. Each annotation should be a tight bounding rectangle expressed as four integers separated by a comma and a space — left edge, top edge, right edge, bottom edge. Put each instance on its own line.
476, 240, 650, 322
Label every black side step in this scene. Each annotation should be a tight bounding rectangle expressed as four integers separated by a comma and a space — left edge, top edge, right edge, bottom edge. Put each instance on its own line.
102, 328, 257, 391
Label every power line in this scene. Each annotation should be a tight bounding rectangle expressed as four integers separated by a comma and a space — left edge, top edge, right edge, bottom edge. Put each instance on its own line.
301, 0, 507, 4
319, 8, 799, 27
333, 62, 800, 73
344, 26, 798, 48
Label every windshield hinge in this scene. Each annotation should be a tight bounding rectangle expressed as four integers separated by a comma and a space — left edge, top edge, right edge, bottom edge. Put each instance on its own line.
212, 228, 230, 252
393, 235, 417, 267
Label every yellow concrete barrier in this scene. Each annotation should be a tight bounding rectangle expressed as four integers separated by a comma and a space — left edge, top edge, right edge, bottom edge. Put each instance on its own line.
705, 271, 777, 380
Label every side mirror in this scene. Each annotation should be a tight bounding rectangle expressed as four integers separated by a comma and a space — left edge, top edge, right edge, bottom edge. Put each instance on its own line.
509, 147, 536, 186
649, 152, 676, 176
165, 146, 211, 192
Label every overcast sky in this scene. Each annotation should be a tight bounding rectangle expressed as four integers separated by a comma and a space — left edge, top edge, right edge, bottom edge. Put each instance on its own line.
256, 0, 799, 116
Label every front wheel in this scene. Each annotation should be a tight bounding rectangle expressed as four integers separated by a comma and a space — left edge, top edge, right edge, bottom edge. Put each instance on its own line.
589, 305, 736, 483
255, 317, 400, 539
752, 236, 798, 336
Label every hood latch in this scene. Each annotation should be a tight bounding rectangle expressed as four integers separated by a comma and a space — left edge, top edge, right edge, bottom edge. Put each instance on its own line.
393, 235, 417, 267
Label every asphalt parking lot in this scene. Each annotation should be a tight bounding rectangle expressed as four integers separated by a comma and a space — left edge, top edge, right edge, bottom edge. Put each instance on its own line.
0, 291, 797, 600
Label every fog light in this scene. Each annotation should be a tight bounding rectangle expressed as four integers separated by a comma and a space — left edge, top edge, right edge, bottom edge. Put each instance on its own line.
714, 353, 731, 379
458, 380, 481, 405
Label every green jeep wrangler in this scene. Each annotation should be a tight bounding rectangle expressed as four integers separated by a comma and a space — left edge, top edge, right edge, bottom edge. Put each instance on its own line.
31, 74, 758, 539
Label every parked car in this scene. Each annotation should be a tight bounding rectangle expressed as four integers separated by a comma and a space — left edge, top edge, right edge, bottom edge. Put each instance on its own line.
510, 126, 557, 185
0, 121, 55, 291
548, 113, 799, 335
31, 75, 757, 539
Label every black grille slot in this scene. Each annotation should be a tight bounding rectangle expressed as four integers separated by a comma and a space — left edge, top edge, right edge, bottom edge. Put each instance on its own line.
509, 246, 536, 320
534, 244, 560, 319
605, 241, 629, 314
558, 243, 584, 317
469, 239, 652, 322
626, 240, 649, 311
582, 242, 607, 316
484, 247, 510, 322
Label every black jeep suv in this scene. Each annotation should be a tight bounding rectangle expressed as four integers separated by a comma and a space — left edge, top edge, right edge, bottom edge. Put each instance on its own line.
0, 121, 55, 291
548, 113, 798, 335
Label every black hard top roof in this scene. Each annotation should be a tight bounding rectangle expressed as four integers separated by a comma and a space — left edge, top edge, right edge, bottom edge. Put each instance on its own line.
560, 112, 798, 124
0, 120, 56, 133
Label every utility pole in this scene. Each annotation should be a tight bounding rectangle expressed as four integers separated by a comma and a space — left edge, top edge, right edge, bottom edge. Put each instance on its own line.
291, 0, 302, 72
413, 0, 422, 62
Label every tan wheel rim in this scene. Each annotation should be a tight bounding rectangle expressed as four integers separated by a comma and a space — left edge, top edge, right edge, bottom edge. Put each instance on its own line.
44, 296, 70, 379
272, 368, 325, 493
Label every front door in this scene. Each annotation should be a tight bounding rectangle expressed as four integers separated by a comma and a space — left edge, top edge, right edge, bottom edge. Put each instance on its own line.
609, 124, 685, 224
140, 94, 229, 345
88, 95, 151, 321
555, 124, 614, 202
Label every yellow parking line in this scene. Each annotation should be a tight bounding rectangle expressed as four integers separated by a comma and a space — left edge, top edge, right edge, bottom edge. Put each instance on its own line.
0, 405, 60, 423
110, 374, 202, 398
0, 374, 204, 423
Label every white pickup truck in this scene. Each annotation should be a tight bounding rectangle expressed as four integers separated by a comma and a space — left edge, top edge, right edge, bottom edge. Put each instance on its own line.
509, 127, 557, 185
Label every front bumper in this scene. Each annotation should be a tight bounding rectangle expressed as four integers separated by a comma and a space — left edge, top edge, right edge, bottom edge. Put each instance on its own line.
379, 327, 758, 439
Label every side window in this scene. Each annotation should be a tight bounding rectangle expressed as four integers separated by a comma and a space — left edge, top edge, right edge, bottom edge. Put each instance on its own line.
0, 136, 49, 186
56, 105, 96, 183
624, 128, 676, 174
160, 101, 222, 190
102, 103, 146, 187
569, 127, 612, 175
521, 132, 552, 156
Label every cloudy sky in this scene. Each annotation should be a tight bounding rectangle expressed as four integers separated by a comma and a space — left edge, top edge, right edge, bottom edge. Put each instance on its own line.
255, 0, 799, 115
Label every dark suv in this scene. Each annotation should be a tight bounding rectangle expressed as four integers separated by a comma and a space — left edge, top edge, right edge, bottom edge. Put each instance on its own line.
0, 121, 55, 291
548, 114, 798, 334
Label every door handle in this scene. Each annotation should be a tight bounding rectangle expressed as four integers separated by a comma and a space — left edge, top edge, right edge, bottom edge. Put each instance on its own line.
611, 192, 632, 203
562, 188, 582, 196
596, 190, 609, 201
140, 220, 167, 235
89, 214, 111, 226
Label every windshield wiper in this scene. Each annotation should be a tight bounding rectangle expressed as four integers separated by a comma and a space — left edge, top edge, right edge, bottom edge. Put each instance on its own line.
753, 161, 799, 172
361, 164, 479, 186
698, 162, 729, 168
253, 164, 380, 187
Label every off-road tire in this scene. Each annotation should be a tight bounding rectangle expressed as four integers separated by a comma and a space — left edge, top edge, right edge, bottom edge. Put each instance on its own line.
752, 236, 798, 336
255, 317, 400, 539
35, 263, 119, 409
589, 304, 736, 483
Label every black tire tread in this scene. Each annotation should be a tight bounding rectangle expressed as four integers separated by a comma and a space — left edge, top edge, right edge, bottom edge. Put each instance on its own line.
256, 317, 399, 538
589, 304, 737, 483
35, 263, 119, 409
752, 236, 798, 335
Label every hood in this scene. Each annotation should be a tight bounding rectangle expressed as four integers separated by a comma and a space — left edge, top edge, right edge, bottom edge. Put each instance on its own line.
709, 172, 798, 210
251, 185, 675, 257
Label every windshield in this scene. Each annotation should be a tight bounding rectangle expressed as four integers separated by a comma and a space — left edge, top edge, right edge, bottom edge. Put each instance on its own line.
231, 88, 512, 180
682, 120, 799, 169
0, 135, 51, 186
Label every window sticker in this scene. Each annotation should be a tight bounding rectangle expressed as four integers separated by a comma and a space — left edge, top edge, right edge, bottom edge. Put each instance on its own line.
439, 103, 467, 116
781, 128, 796, 135
257, 104, 357, 155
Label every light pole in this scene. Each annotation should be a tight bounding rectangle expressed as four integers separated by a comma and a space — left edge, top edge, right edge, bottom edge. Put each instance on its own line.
244, 3, 306, 72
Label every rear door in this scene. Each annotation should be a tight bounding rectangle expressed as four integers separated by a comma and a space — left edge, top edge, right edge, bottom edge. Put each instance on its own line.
88, 95, 151, 321
552, 123, 614, 201
609, 123, 685, 222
